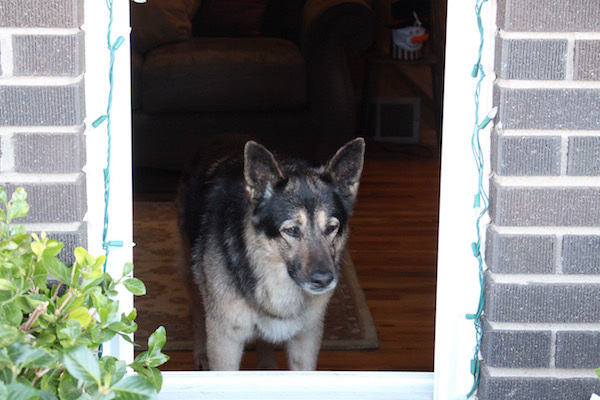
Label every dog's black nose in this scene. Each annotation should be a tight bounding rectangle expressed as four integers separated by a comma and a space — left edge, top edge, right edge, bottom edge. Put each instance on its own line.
310, 271, 334, 289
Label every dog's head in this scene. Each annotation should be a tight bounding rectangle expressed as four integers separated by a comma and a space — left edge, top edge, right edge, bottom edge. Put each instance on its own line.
244, 139, 365, 295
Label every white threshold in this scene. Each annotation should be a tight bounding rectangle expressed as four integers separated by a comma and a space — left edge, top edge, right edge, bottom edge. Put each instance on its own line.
159, 371, 434, 399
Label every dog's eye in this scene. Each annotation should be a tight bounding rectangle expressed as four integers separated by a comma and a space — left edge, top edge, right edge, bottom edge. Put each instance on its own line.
325, 221, 340, 236
282, 226, 300, 238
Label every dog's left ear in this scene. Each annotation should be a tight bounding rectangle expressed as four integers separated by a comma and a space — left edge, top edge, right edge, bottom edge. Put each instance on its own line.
244, 141, 285, 202
323, 138, 365, 201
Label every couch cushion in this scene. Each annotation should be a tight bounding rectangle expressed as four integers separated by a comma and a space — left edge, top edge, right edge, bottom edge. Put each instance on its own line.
142, 37, 307, 113
131, 0, 202, 53
193, 0, 269, 37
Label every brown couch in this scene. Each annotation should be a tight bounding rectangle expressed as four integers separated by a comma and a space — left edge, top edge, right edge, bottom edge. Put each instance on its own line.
130, 0, 375, 171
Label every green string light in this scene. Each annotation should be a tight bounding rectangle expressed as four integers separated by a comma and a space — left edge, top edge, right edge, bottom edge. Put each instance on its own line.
466, 0, 496, 397
93, 0, 127, 360
93, 0, 125, 273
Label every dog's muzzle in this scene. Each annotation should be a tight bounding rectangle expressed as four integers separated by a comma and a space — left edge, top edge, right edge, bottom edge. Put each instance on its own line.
301, 270, 337, 295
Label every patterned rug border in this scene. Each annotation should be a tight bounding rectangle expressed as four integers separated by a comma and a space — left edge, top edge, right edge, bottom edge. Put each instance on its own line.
133, 201, 379, 352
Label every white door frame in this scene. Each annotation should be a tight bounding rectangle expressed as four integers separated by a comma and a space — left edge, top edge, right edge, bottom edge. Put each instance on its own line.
83, 0, 496, 398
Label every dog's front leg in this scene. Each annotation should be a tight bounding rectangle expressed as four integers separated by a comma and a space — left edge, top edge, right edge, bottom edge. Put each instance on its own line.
286, 301, 330, 371
205, 316, 247, 370
285, 324, 323, 370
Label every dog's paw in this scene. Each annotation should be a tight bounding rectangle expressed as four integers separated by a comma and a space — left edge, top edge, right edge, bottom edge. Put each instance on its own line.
194, 355, 209, 371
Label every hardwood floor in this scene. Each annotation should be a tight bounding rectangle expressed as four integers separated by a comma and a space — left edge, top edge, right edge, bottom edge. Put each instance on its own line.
153, 131, 441, 372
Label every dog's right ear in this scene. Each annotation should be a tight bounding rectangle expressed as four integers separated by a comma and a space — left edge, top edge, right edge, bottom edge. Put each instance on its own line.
244, 141, 285, 202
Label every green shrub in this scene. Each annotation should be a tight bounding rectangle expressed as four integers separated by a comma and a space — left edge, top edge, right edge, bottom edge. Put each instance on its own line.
0, 187, 168, 399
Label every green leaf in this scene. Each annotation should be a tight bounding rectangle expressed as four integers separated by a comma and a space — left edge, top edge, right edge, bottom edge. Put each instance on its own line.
43, 239, 64, 258
122, 262, 134, 277
126, 308, 137, 322
129, 364, 163, 393
58, 373, 83, 400
31, 239, 44, 259
63, 346, 101, 386
122, 278, 146, 296
19, 346, 55, 369
10, 187, 27, 202
99, 357, 127, 387
80, 254, 104, 280
80, 276, 106, 294
44, 256, 71, 285
111, 375, 157, 400
7, 199, 29, 221
6, 382, 38, 400
67, 306, 92, 327
34, 262, 50, 289
1, 303, 23, 326
74, 247, 88, 266
57, 320, 82, 346
0, 278, 17, 291
0, 324, 21, 347
147, 326, 166, 356
98, 301, 119, 324
596, 367, 600, 380
118, 333, 137, 347
107, 321, 129, 333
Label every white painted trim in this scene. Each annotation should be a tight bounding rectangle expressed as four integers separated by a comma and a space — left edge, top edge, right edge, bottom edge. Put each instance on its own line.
83, 0, 134, 364
434, 0, 496, 398
158, 371, 434, 400
80, 0, 496, 398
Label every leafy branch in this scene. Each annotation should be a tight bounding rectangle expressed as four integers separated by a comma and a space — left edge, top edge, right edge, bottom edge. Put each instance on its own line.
0, 186, 169, 399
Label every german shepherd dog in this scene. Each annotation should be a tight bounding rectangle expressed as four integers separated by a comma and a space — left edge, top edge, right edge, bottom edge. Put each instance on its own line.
177, 138, 365, 370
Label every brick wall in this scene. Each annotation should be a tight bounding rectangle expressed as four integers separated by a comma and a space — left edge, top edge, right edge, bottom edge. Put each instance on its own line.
0, 0, 87, 265
481, 0, 600, 398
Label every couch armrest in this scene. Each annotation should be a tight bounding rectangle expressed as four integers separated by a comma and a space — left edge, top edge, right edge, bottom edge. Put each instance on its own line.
300, 0, 375, 55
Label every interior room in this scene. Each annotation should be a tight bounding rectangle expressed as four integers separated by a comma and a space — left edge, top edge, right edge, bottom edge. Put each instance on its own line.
131, 0, 446, 372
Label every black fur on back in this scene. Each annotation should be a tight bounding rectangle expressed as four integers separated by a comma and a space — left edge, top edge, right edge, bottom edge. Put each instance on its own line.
180, 155, 258, 298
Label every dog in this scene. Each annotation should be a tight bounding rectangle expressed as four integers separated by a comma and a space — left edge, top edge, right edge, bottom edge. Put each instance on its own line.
177, 138, 365, 370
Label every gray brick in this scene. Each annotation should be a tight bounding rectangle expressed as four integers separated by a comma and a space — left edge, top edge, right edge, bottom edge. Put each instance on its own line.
0, 84, 85, 126
481, 323, 551, 368
555, 331, 600, 368
495, 38, 567, 80
490, 181, 600, 227
479, 369, 600, 400
574, 41, 600, 81
485, 228, 555, 274
13, 131, 85, 173
31, 224, 87, 266
563, 235, 600, 274
567, 136, 600, 176
5, 176, 87, 223
13, 33, 85, 77
497, 0, 600, 32
0, 0, 83, 28
495, 87, 600, 130
485, 279, 600, 323
492, 134, 561, 176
